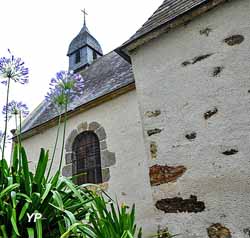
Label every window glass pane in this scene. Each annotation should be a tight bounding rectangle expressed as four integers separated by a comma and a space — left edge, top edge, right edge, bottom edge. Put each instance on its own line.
72, 131, 102, 185
75, 50, 81, 64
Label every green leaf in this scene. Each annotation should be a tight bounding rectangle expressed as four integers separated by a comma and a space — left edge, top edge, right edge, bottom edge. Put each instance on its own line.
34, 149, 48, 185
0, 184, 19, 199
11, 208, 20, 236
19, 202, 30, 221
27, 228, 35, 238
21, 147, 31, 195
0, 225, 8, 238
35, 212, 43, 238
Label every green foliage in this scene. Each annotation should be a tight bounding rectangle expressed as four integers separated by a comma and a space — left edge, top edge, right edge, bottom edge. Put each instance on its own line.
86, 196, 142, 238
0, 144, 142, 238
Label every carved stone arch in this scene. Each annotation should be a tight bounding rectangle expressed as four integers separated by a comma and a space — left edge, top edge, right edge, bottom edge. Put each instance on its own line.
62, 121, 116, 186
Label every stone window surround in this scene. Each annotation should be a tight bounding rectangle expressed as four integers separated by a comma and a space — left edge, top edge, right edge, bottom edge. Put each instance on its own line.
62, 121, 116, 184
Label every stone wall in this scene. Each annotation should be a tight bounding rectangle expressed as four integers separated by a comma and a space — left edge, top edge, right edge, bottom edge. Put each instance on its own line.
130, 0, 250, 237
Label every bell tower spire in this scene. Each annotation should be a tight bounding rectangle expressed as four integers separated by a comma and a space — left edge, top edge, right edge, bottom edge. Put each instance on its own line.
67, 9, 103, 73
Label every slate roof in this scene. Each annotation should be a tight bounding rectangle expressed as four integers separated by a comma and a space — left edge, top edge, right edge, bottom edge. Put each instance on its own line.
67, 25, 103, 56
21, 51, 134, 134
121, 0, 208, 47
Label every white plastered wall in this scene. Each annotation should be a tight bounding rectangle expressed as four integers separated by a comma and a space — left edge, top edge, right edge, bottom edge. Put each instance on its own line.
130, 0, 250, 237
22, 90, 155, 226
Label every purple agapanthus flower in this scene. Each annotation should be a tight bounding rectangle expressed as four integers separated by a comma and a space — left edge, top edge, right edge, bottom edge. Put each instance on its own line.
0, 49, 29, 85
2, 100, 29, 120
45, 70, 84, 111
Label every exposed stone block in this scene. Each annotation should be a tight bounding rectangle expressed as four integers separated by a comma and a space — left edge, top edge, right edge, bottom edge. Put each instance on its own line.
204, 107, 218, 120
145, 110, 161, 118
100, 140, 107, 150
65, 152, 73, 164
65, 129, 78, 151
200, 27, 212, 36
185, 132, 197, 140
207, 223, 232, 238
182, 61, 191, 66
95, 127, 107, 141
155, 195, 205, 213
62, 164, 73, 177
182, 53, 213, 66
157, 226, 172, 238
243, 227, 250, 237
147, 128, 162, 136
149, 164, 186, 186
213, 66, 224, 77
150, 142, 157, 160
77, 122, 88, 133
102, 168, 110, 182
192, 53, 213, 64
89, 121, 101, 131
224, 35, 244, 46
222, 149, 238, 156
101, 150, 116, 168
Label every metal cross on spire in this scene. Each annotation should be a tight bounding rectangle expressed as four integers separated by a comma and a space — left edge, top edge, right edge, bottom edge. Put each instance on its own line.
81, 8, 88, 26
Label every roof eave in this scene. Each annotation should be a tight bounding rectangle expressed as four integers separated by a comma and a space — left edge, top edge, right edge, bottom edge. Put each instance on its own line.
117, 0, 227, 61
19, 82, 136, 141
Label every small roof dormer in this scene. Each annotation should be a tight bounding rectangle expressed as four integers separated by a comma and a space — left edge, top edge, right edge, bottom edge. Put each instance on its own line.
67, 10, 103, 72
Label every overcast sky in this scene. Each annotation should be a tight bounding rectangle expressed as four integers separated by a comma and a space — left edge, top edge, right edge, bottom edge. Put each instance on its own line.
0, 0, 162, 159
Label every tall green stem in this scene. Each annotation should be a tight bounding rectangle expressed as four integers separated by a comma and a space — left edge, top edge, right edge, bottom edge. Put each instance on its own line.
47, 114, 62, 180
59, 104, 67, 172
2, 77, 11, 160
14, 114, 21, 171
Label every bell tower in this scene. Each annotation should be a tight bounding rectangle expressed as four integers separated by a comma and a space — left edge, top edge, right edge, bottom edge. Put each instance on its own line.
67, 9, 103, 72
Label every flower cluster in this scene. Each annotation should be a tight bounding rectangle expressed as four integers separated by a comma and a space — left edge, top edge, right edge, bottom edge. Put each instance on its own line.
45, 70, 84, 111
0, 49, 29, 85
2, 100, 29, 120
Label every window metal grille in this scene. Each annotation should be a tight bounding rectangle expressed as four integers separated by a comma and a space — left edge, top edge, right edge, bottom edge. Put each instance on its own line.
72, 131, 102, 185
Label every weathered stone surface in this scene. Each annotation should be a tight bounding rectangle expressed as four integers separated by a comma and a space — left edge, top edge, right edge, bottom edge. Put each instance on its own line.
89, 121, 101, 131
155, 195, 205, 213
85, 182, 109, 193
213, 66, 224, 77
65, 152, 73, 164
207, 223, 232, 238
62, 164, 73, 177
95, 127, 107, 141
243, 227, 250, 237
149, 164, 187, 186
200, 27, 212, 36
145, 110, 161, 118
224, 35, 244, 46
101, 150, 116, 168
150, 142, 157, 160
65, 129, 78, 151
147, 128, 162, 136
77, 122, 88, 133
204, 107, 218, 120
182, 53, 213, 66
100, 140, 107, 150
185, 132, 197, 140
222, 149, 238, 156
102, 168, 110, 182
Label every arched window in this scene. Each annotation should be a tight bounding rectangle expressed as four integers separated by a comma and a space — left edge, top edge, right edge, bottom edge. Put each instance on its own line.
72, 131, 102, 185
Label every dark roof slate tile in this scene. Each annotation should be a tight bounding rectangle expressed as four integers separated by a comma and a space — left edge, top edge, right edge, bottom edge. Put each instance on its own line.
22, 51, 134, 133
122, 0, 208, 46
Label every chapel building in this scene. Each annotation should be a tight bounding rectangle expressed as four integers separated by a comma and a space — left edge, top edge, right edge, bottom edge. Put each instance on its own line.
21, 0, 250, 237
